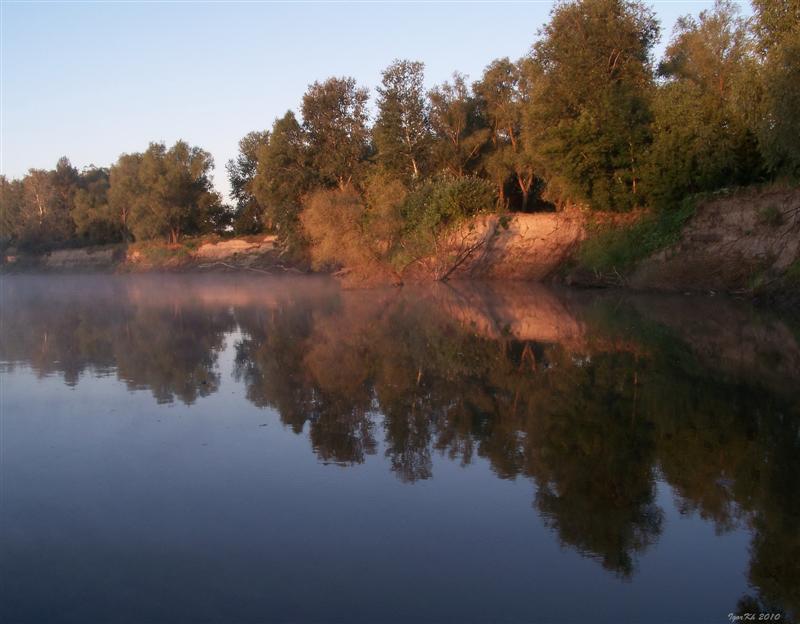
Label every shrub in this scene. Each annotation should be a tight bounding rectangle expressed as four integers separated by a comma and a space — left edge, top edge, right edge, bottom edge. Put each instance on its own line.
299, 186, 370, 270
393, 176, 496, 270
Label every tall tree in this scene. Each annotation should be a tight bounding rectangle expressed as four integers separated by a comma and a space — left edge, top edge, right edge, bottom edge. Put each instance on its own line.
126, 141, 222, 243
373, 59, 432, 183
658, 0, 750, 99
474, 58, 537, 209
301, 77, 370, 189
525, 0, 659, 211
751, 0, 800, 54
107, 153, 144, 240
227, 130, 270, 234
428, 73, 490, 177
0, 176, 24, 245
251, 111, 313, 237
757, 29, 800, 177
645, 0, 763, 206
752, 0, 800, 177
13, 161, 78, 248
71, 167, 116, 243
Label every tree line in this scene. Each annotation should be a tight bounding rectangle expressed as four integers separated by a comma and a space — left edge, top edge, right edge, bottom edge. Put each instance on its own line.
1, 0, 797, 254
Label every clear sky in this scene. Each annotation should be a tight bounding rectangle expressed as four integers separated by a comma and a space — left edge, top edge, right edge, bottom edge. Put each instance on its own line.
1, 0, 732, 200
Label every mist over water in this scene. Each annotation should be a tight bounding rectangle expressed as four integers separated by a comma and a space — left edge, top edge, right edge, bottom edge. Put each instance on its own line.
1, 275, 798, 623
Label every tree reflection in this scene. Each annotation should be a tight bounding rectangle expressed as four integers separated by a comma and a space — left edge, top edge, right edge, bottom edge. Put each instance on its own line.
1, 276, 234, 404
2, 276, 798, 617
231, 284, 799, 609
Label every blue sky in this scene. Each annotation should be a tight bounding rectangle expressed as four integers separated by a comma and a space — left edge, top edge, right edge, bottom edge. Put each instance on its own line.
2, 0, 731, 199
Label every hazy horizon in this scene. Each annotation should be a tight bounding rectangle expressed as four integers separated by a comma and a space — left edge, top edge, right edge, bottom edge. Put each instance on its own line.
1, 0, 736, 200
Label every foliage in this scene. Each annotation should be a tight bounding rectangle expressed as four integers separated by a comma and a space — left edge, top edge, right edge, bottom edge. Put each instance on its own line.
251, 111, 314, 244
474, 57, 537, 209
644, 1, 764, 209
578, 199, 695, 273
124, 141, 223, 243
644, 83, 762, 208
427, 73, 490, 177
757, 27, 800, 178
2, 158, 79, 251
373, 60, 432, 183
301, 77, 370, 189
227, 130, 270, 234
751, 0, 800, 54
392, 176, 497, 273
299, 186, 373, 270
4, 0, 799, 257
525, 0, 660, 212
71, 167, 119, 244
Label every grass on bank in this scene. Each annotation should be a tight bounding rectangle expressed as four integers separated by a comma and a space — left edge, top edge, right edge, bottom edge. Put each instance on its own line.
577, 199, 697, 274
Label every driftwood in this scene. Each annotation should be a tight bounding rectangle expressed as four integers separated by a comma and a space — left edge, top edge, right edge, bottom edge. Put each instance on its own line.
196, 261, 304, 275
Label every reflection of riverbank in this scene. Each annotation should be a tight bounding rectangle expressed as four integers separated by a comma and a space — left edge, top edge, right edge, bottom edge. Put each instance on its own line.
3, 275, 799, 406
2, 274, 798, 617
397, 282, 800, 403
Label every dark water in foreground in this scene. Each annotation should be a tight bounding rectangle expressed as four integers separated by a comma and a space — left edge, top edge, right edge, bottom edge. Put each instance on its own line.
1, 275, 798, 624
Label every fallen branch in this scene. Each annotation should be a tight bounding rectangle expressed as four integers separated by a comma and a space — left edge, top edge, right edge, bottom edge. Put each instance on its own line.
196, 261, 303, 275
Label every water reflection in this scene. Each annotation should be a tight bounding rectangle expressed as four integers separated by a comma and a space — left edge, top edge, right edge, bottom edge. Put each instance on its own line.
1, 274, 798, 620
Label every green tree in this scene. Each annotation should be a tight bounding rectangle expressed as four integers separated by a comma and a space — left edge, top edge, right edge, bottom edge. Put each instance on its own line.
106, 153, 143, 240
301, 77, 370, 189
227, 130, 270, 234
373, 59, 432, 183
754, 5, 800, 177
658, 1, 750, 98
526, 0, 659, 211
428, 73, 490, 177
15, 161, 77, 249
251, 111, 313, 239
71, 167, 118, 243
0, 175, 24, 245
645, 1, 763, 207
474, 58, 537, 209
751, 0, 800, 54
126, 141, 222, 243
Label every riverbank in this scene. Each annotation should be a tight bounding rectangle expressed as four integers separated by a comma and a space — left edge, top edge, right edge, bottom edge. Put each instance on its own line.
1, 234, 303, 275
3, 184, 798, 304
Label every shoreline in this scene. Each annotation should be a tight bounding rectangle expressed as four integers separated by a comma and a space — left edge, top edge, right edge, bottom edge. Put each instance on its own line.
3, 185, 798, 307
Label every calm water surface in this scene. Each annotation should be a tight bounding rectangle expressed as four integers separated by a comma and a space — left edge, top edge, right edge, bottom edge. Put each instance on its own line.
1, 274, 798, 623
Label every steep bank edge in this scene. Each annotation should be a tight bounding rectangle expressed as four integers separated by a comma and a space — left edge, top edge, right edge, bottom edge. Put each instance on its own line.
629, 186, 799, 295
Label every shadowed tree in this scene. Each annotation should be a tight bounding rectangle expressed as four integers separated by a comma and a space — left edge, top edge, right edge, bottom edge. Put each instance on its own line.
0, 175, 24, 245
71, 166, 117, 243
525, 0, 659, 211
251, 111, 314, 240
644, 0, 763, 207
474, 57, 537, 209
106, 153, 144, 240
227, 130, 270, 234
752, 0, 800, 178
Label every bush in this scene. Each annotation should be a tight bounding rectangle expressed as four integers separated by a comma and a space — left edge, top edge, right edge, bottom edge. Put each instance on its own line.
299, 186, 370, 270
393, 176, 496, 269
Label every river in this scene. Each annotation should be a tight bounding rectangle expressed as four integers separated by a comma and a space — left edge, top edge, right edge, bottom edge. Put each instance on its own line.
1, 274, 797, 623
